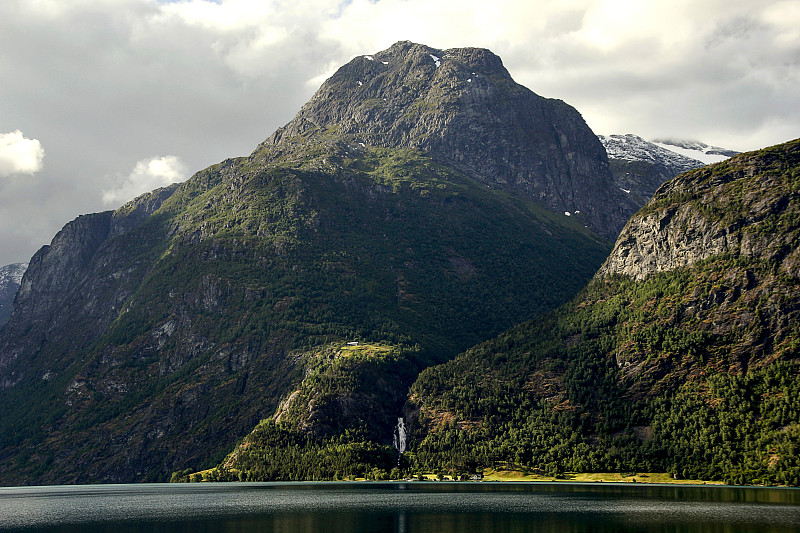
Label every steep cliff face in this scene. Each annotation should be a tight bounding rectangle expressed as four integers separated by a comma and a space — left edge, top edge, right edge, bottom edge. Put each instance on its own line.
598, 140, 800, 280
0, 186, 178, 385
0, 43, 617, 485
259, 42, 634, 238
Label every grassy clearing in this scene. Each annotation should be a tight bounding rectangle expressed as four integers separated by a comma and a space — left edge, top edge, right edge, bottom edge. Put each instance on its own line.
480, 468, 722, 484
338, 343, 394, 357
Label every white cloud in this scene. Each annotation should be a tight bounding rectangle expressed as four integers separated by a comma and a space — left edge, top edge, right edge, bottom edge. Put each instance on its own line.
102, 155, 188, 206
0, 130, 45, 178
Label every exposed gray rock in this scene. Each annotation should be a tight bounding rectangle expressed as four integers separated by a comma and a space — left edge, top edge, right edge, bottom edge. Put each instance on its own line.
598, 140, 800, 281
258, 41, 635, 239
0, 184, 178, 380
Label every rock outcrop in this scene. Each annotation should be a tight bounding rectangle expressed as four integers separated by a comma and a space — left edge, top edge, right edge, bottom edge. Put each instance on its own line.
598, 139, 800, 280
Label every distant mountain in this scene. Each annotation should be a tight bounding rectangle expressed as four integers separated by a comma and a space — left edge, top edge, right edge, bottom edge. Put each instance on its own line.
0, 42, 619, 485
598, 134, 707, 207
653, 138, 740, 163
404, 138, 800, 486
0, 263, 27, 328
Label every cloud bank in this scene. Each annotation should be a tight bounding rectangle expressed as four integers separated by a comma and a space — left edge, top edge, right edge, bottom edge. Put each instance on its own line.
0, 0, 797, 266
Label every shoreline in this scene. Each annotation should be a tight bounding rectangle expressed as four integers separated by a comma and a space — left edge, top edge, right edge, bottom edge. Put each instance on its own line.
475, 470, 724, 485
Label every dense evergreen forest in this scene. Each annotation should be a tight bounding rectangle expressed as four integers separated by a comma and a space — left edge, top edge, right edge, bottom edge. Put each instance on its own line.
177, 259, 799, 486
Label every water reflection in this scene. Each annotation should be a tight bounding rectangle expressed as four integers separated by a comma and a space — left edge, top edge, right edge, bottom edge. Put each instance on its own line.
1, 482, 798, 533
395, 510, 407, 533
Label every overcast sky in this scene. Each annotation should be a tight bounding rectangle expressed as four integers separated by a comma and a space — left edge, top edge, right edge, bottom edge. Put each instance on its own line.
1, 0, 798, 266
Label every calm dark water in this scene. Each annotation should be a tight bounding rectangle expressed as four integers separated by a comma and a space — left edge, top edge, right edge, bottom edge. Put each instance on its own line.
1, 482, 798, 533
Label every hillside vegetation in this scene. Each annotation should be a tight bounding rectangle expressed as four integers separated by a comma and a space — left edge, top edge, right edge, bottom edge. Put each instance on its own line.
0, 143, 608, 484
209, 139, 800, 486
407, 138, 800, 486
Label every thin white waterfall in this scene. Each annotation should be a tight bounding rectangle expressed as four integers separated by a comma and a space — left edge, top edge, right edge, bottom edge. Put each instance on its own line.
393, 417, 407, 454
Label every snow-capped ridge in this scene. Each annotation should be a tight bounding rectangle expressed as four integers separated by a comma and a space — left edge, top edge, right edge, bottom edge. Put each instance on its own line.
652, 137, 740, 164
599, 134, 705, 175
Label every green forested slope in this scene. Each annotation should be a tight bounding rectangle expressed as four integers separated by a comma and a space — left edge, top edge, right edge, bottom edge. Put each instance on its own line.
406, 138, 800, 486
210, 139, 800, 486
0, 143, 608, 484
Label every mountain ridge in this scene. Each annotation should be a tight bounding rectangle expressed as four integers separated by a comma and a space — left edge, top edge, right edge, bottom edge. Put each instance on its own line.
599, 134, 705, 173
653, 138, 741, 161
598, 141, 800, 280
599, 134, 709, 208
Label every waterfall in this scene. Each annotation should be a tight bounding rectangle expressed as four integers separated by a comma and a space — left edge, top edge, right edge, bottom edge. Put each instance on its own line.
393, 417, 407, 454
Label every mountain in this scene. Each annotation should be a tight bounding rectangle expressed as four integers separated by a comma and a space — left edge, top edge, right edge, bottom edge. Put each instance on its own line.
260, 41, 637, 239
0, 263, 27, 329
598, 134, 739, 209
402, 138, 800, 486
0, 42, 619, 485
599, 134, 707, 207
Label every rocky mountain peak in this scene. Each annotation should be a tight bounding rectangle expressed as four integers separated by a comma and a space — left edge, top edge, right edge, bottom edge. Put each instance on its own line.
263, 41, 511, 144
257, 41, 635, 238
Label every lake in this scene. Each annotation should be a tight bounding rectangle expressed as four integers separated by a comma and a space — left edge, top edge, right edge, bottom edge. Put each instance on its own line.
1, 482, 798, 532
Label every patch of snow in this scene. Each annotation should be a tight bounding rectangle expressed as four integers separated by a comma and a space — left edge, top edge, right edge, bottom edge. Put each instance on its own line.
652, 141, 730, 165
653, 138, 739, 159
467, 78, 472, 83
430, 54, 441, 67
0, 263, 27, 286
565, 211, 571, 216
620, 188, 631, 194
382, 61, 389, 65
575, 210, 581, 214
364, 55, 374, 61
357, 81, 362, 86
